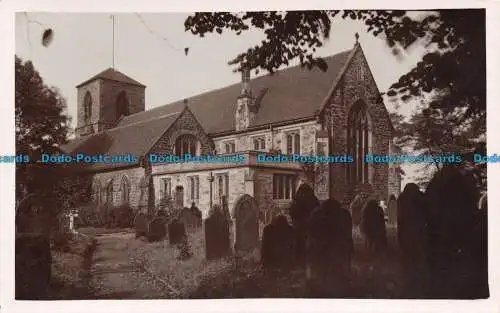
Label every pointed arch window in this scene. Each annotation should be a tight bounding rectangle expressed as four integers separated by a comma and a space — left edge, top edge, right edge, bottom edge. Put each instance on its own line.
116, 90, 130, 120
84, 91, 92, 122
175, 134, 198, 156
347, 102, 370, 184
121, 176, 130, 204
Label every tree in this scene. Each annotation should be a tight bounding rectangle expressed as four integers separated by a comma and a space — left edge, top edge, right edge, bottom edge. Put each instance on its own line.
15, 56, 91, 226
184, 10, 485, 118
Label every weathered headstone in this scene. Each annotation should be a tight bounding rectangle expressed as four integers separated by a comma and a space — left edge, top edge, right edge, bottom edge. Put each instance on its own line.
360, 200, 387, 254
147, 217, 167, 242
305, 198, 353, 297
290, 184, 319, 265
261, 215, 296, 272
425, 166, 486, 298
134, 212, 149, 238
204, 205, 231, 260
233, 194, 259, 252
15, 194, 52, 299
168, 218, 187, 245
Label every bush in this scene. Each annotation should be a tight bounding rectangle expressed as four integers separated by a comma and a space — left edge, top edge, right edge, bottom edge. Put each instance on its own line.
106, 204, 134, 228
75, 203, 133, 229
75, 204, 100, 228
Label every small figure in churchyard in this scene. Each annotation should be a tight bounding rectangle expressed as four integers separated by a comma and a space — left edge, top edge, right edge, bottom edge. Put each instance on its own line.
168, 218, 187, 245
190, 202, 202, 224
260, 214, 296, 273
425, 166, 487, 298
204, 204, 231, 260
360, 200, 387, 254
289, 184, 319, 266
305, 198, 354, 297
397, 183, 428, 297
134, 212, 149, 238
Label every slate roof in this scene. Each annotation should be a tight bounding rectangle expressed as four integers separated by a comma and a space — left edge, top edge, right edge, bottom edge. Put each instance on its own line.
76, 68, 146, 88
118, 48, 353, 134
63, 46, 360, 170
62, 112, 181, 171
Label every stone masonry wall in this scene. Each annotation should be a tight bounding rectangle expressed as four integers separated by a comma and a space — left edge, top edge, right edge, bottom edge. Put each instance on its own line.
325, 45, 393, 206
92, 166, 146, 210
76, 79, 146, 137
150, 108, 214, 155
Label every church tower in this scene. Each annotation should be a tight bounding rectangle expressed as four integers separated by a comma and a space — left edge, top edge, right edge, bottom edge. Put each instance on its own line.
75, 68, 146, 137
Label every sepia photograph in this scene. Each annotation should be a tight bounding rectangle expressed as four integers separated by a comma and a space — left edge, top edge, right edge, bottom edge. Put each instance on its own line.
2, 2, 499, 311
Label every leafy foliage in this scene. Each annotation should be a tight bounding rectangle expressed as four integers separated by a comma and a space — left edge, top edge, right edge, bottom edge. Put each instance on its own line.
15, 56, 91, 224
185, 10, 485, 117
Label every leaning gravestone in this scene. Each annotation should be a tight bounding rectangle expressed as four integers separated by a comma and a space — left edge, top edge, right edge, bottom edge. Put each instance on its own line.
260, 215, 296, 272
204, 205, 231, 260
168, 218, 187, 245
306, 198, 353, 297
147, 217, 167, 242
233, 194, 259, 252
15, 194, 52, 300
134, 212, 149, 238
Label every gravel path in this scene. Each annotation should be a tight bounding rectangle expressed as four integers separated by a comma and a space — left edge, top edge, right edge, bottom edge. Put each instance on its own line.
90, 232, 172, 299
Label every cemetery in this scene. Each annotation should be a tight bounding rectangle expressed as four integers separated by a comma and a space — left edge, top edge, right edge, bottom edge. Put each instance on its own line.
14, 163, 489, 299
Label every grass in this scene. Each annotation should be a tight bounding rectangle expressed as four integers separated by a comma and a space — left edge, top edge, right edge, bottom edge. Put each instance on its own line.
126, 223, 404, 298
49, 233, 97, 299
127, 229, 234, 298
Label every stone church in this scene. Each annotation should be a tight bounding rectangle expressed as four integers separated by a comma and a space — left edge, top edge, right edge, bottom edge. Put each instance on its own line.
62, 38, 402, 219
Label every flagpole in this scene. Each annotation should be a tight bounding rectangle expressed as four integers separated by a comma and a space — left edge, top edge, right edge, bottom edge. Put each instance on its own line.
112, 14, 115, 69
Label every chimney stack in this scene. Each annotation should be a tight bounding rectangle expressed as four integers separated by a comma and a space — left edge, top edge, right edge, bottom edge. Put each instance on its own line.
241, 64, 251, 95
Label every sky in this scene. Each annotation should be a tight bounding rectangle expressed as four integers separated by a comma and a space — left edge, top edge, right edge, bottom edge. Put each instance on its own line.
15, 12, 431, 184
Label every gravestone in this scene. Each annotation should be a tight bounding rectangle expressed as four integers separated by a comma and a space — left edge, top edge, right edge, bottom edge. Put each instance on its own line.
204, 205, 231, 260
306, 198, 353, 297
397, 183, 428, 296
168, 218, 187, 245
260, 215, 296, 272
290, 184, 319, 265
387, 195, 398, 225
425, 166, 485, 298
134, 212, 149, 238
15, 194, 52, 299
233, 194, 259, 252
360, 200, 387, 254
147, 217, 167, 242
